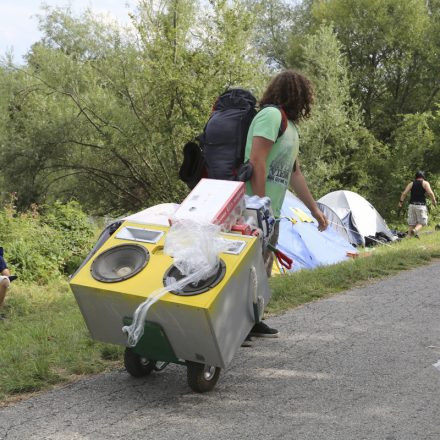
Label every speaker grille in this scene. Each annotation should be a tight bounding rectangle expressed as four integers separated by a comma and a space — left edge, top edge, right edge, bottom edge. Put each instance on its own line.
91, 244, 150, 282
163, 260, 226, 296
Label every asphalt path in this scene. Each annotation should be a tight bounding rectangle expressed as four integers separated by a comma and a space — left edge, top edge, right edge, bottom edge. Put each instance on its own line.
1, 261, 440, 440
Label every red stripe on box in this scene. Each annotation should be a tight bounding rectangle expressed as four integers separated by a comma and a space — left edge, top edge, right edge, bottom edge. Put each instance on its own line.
213, 182, 245, 225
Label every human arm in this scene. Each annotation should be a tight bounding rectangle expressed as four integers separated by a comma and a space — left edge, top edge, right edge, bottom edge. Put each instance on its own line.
398, 182, 413, 208
290, 159, 328, 231
423, 181, 437, 206
248, 136, 273, 197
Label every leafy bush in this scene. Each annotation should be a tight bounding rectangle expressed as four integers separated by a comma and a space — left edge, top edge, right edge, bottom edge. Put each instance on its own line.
39, 201, 96, 275
0, 197, 96, 283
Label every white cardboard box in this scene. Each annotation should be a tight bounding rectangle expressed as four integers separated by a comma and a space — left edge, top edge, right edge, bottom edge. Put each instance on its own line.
172, 179, 245, 227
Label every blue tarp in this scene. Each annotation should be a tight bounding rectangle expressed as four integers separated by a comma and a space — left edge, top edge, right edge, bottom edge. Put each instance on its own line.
277, 191, 357, 272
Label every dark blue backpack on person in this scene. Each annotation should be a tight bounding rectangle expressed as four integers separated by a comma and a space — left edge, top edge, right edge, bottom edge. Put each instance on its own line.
200, 88, 257, 181
179, 89, 287, 189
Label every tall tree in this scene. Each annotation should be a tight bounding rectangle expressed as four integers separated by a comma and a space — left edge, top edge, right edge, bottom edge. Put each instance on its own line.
1, 1, 267, 213
244, 0, 305, 67
297, 24, 383, 202
311, 0, 440, 141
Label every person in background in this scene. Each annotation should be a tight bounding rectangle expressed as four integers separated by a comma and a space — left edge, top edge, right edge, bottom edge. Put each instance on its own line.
0, 247, 11, 320
399, 171, 437, 238
245, 70, 328, 338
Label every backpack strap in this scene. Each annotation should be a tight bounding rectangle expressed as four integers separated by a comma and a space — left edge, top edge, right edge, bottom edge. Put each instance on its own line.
277, 107, 288, 139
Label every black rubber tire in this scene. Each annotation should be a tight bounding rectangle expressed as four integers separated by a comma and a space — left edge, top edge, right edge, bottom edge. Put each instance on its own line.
124, 347, 155, 377
186, 361, 221, 392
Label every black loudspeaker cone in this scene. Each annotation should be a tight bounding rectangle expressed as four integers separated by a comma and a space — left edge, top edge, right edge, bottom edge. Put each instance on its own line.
91, 244, 150, 282
163, 260, 226, 296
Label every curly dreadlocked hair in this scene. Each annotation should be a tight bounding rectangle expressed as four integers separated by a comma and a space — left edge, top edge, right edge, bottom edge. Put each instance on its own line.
260, 70, 314, 123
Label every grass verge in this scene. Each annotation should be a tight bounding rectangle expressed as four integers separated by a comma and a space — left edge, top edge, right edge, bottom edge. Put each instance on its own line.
1, 230, 440, 403
0, 281, 123, 403
268, 230, 440, 314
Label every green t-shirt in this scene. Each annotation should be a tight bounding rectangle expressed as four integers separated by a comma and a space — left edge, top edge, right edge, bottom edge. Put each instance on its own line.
245, 107, 299, 216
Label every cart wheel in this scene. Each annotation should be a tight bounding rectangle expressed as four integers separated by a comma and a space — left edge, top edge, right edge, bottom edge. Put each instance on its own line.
124, 347, 155, 377
186, 361, 221, 392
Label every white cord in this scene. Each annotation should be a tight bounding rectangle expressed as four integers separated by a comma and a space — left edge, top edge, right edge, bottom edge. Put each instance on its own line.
250, 266, 264, 322
250, 266, 258, 304
122, 267, 215, 347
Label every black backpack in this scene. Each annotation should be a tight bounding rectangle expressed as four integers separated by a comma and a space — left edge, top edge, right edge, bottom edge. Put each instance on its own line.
179, 88, 287, 189
201, 88, 257, 181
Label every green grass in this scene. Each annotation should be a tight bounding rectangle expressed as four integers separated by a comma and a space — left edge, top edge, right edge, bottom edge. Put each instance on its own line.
0, 281, 123, 402
1, 230, 440, 403
268, 229, 440, 314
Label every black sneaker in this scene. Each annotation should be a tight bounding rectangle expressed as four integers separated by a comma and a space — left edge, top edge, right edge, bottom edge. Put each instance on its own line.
249, 321, 279, 338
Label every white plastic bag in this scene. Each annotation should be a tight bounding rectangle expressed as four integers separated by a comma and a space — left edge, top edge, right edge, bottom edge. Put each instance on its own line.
164, 221, 229, 277
122, 220, 230, 347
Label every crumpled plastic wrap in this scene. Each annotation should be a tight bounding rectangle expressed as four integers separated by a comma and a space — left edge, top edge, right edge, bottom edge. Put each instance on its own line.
164, 221, 229, 277
122, 220, 230, 347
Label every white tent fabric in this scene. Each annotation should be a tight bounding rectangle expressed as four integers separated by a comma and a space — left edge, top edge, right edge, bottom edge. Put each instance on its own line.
316, 202, 352, 243
277, 191, 357, 272
317, 190, 395, 246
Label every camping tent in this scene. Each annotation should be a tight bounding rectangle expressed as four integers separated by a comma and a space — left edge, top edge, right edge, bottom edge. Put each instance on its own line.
314, 202, 352, 244
317, 202, 362, 245
276, 191, 357, 272
317, 190, 395, 246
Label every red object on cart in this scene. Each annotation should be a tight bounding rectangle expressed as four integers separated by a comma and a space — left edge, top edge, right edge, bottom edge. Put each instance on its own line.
267, 244, 293, 270
231, 224, 252, 235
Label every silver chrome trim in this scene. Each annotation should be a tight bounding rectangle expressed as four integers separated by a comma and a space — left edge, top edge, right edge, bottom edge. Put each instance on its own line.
115, 226, 164, 244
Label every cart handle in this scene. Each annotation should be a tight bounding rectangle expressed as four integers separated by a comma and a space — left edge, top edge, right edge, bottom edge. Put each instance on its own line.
267, 244, 293, 270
